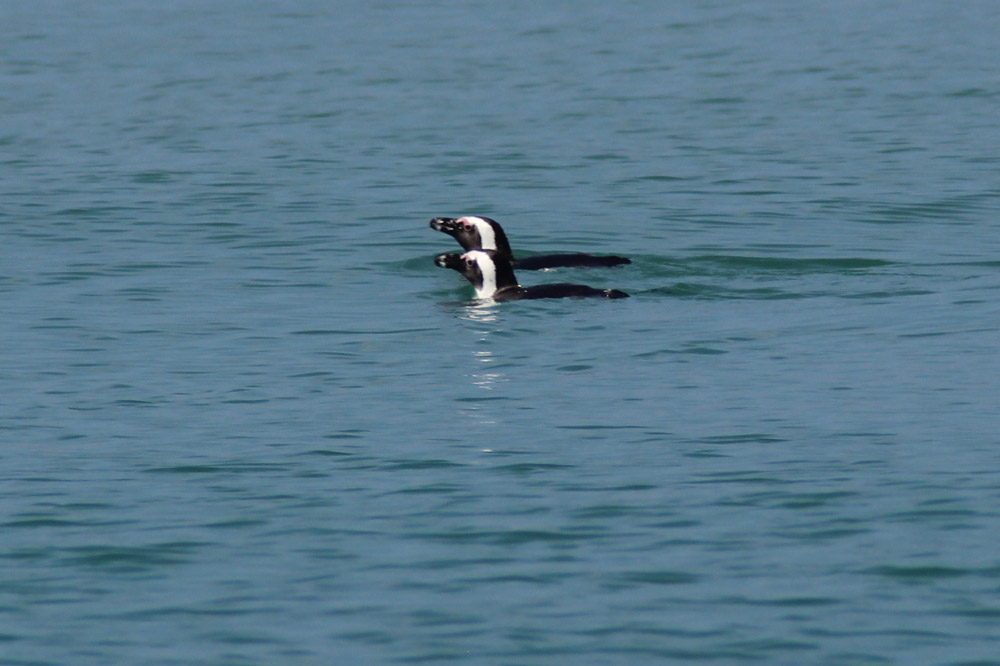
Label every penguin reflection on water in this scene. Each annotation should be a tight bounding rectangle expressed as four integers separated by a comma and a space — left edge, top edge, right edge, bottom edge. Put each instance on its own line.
435, 250, 629, 301
430, 215, 630, 270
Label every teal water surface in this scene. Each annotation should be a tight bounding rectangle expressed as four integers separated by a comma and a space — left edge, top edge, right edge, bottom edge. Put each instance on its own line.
3, 1, 1000, 664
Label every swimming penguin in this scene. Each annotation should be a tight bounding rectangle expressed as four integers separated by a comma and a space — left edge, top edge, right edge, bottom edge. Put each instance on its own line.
429, 216, 630, 270
435, 250, 629, 301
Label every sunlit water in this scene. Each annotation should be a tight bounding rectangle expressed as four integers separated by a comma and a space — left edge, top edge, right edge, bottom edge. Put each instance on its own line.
3, 1, 1000, 664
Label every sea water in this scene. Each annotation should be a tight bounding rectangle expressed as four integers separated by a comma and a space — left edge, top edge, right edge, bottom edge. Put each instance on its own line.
3, 1, 1000, 664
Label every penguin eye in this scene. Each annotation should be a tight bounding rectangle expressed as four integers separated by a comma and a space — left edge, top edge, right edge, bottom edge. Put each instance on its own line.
458, 218, 473, 229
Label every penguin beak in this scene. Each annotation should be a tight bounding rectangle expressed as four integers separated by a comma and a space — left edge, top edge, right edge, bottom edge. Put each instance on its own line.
429, 217, 459, 233
434, 252, 464, 271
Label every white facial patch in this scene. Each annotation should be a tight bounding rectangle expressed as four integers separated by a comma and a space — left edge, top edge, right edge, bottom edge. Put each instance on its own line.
467, 217, 497, 251
466, 251, 497, 298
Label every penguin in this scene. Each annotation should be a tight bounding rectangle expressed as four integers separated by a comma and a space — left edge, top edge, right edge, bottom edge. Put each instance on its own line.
435, 250, 629, 301
429, 216, 630, 270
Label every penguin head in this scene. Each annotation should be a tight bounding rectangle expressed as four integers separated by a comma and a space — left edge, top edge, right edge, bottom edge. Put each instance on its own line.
434, 249, 518, 299
429, 215, 513, 260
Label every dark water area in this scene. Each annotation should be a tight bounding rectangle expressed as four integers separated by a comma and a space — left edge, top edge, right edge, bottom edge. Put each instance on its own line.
3, 1, 1000, 664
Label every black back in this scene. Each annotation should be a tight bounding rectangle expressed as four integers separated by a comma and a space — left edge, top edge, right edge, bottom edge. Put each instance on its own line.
509, 284, 629, 300
514, 253, 631, 270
